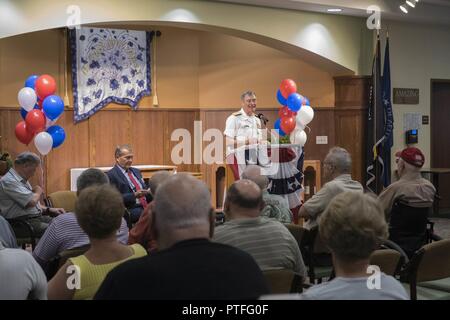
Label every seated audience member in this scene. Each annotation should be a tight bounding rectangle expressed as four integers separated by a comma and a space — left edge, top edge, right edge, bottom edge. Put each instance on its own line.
299, 147, 363, 229
262, 192, 409, 300
107, 144, 152, 223
242, 165, 292, 223
33, 168, 129, 269
214, 180, 306, 278
94, 174, 269, 300
48, 185, 146, 300
0, 215, 18, 248
128, 170, 171, 252
379, 147, 435, 220
0, 152, 65, 237
0, 241, 47, 300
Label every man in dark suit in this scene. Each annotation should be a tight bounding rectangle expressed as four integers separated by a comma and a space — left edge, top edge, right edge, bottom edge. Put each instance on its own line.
107, 145, 152, 223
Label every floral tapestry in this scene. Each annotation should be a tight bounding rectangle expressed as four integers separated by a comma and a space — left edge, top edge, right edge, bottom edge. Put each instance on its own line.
70, 27, 152, 122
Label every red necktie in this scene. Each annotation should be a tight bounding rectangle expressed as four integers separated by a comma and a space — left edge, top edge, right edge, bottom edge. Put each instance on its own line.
127, 171, 148, 208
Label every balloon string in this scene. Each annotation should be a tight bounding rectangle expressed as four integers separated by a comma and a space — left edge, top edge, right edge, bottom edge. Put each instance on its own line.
40, 154, 46, 200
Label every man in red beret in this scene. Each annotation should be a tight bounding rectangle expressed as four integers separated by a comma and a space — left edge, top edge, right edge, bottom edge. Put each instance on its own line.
379, 147, 436, 220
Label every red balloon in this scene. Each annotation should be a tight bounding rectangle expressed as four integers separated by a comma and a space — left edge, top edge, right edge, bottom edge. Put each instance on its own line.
280, 79, 297, 99
278, 106, 295, 118
280, 116, 296, 134
25, 109, 46, 134
37, 99, 43, 109
15, 121, 34, 145
35, 74, 56, 100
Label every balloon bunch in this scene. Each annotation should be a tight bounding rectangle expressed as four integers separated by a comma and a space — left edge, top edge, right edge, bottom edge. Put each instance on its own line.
15, 75, 66, 155
273, 79, 314, 147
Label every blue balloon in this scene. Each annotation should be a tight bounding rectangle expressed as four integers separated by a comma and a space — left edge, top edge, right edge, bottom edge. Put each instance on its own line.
287, 93, 302, 112
276, 89, 287, 106
20, 104, 39, 120
47, 125, 66, 148
24, 75, 39, 90
274, 118, 286, 137
43, 95, 64, 120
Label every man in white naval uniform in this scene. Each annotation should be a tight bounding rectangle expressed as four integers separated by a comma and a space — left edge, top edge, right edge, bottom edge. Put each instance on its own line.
224, 91, 270, 177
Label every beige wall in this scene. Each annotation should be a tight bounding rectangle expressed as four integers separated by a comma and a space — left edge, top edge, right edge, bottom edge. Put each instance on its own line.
0, 26, 335, 110
380, 21, 450, 172
198, 32, 335, 108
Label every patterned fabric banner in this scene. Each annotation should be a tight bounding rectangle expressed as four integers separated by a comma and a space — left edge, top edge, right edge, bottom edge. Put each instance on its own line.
70, 27, 151, 122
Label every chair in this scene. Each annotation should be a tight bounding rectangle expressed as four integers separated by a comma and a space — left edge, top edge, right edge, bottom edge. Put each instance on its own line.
6, 218, 37, 250
262, 269, 301, 294
369, 249, 402, 276
388, 200, 436, 259
47, 191, 77, 212
301, 226, 333, 284
401, 239, 450, 300
285, 224, 307, 251
45, 244, 90, 280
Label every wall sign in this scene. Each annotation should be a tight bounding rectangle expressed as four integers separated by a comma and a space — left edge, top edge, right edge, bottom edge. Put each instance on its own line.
393, 88, 419, 104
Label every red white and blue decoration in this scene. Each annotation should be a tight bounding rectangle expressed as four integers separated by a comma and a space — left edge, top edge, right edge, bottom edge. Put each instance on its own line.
15, 74, 66, 155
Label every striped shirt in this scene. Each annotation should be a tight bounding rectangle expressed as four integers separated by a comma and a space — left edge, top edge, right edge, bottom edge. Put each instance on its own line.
214, 217, 306, 277
32, 212, 129, 267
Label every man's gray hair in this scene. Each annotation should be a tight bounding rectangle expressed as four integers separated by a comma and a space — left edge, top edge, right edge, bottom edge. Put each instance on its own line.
148, 170, 172, 195
325, 147, 352, 174
240, 90, 256, 101
242, 165, 269, 190
114, 144, 132, 158
77, 168, 109, 194
154, 174, 212, 231
14, 152, 41, 166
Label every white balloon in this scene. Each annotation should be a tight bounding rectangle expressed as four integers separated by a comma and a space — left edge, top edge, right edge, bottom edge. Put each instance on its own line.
34, 132, 53, 155
18, 87, 37, 111
296, 105, 314, 127
290, 129, 307, 147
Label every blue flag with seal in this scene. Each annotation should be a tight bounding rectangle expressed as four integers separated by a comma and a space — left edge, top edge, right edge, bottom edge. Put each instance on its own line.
382, 35, 394, 187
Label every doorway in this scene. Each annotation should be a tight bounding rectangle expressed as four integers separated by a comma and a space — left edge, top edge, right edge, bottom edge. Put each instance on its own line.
431, 80, 450, 214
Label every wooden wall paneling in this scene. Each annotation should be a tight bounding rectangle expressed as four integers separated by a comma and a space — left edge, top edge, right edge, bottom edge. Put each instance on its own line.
201, 109, 232, 206
334, 108, 367, 183
46, 110, 90, 194
89, 110, 131, 167
0, 109, 43, 188
166, 110, 199, 173
130, 109, 165, 165
334, 76, 371, 107
304, 108, 335, 165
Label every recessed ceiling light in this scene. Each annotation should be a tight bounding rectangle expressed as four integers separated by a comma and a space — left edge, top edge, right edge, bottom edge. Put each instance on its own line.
400, 5, 408, 13
327, 8, 342, 13
406, 1, 415, 7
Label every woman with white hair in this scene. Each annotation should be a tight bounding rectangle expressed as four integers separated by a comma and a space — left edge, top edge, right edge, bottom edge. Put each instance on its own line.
262, 192, 408, 300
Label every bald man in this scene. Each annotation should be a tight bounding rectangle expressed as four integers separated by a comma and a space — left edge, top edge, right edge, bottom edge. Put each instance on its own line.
95, 174, 269, 300
214, 179, 306, 279
242, 165, 292, 223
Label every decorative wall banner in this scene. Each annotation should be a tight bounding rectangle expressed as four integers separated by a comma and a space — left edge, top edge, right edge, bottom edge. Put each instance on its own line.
70, 27, 152, 122
393, 88, 419, 104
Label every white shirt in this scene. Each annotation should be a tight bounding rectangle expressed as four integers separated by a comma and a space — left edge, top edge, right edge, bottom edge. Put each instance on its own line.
0, 242, 48, 300
224, 108, 262, 154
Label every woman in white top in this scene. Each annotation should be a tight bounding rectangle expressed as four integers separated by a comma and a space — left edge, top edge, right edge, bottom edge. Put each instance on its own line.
262, 191, 409, 300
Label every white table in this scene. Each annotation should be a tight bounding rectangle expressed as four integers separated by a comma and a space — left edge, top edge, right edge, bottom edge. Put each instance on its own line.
70, 165, 177, 191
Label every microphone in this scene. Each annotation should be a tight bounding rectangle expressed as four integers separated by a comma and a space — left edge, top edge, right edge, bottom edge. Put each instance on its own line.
256, 113, 269, 125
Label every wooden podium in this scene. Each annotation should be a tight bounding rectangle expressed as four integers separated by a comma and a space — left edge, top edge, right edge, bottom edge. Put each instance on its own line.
209, 145, 322, 212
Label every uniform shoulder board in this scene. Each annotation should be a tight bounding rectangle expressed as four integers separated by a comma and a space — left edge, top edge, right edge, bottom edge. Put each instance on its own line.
232, 111, 242, 116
